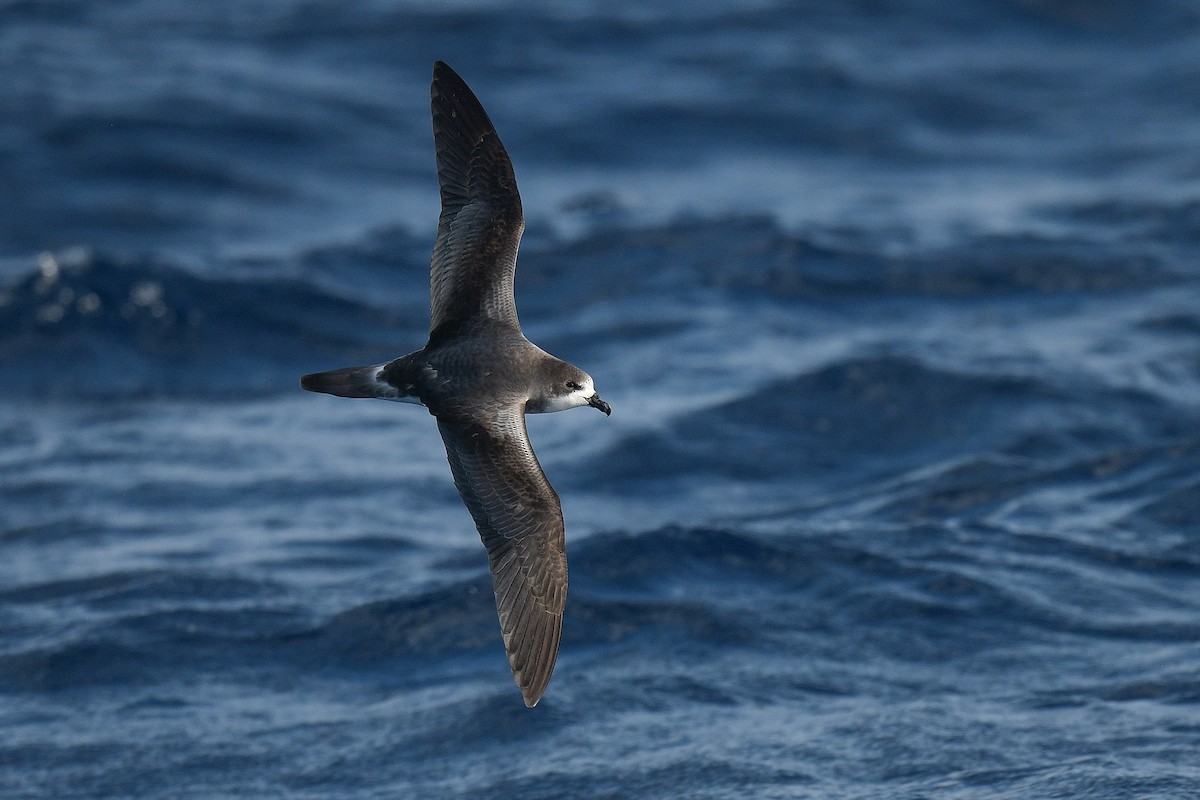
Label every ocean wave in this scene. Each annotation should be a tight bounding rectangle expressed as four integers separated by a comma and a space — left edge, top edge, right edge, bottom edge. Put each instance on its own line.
0, 248, 414, 397
3, 212, 1189, 400
521, 216, 1181, 311
1053, 198, 1200, 257
598, 356, 1079, 485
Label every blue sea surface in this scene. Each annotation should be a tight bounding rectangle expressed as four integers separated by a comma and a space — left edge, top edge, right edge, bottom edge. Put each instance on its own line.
3, 1, 1200, 797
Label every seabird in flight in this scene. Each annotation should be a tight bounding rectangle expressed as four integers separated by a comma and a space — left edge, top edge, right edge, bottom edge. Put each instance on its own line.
301, 61, 610, 707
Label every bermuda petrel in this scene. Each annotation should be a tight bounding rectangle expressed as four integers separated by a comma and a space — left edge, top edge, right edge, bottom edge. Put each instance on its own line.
301, 61, 610, 707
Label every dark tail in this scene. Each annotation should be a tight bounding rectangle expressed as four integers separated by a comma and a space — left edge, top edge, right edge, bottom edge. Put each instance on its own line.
301, 364, 390, 399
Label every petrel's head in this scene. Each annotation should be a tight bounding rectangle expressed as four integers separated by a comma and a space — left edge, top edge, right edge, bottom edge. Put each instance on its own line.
527, 362, 611, 416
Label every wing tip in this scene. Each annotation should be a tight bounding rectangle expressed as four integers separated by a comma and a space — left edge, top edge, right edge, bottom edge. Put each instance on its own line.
516, 666, 554, 708
508, 618, 562, 709
431, 60, 471, 104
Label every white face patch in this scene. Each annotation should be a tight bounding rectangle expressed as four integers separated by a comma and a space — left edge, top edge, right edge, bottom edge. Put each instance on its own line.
535, 376, 595, 413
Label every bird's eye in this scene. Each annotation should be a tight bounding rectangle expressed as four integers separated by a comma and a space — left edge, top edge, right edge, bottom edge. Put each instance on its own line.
566, 381, 581, 391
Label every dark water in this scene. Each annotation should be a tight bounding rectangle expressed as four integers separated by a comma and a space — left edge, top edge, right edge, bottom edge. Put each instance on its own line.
4, 1, 1200, 797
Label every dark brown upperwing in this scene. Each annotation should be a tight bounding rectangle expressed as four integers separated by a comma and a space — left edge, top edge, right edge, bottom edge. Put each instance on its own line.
429, 61, 525, 338
436, 408, 567, 706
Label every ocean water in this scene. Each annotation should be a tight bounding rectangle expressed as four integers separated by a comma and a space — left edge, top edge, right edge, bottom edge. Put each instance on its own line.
3, 1, 1200, 797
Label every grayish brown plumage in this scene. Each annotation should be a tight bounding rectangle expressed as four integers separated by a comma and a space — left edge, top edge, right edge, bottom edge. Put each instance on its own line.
301, 61, 610, 707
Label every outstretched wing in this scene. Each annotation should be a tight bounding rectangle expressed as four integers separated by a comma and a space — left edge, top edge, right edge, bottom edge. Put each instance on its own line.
436, 407, 567, 707
429, 61, 524, 337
